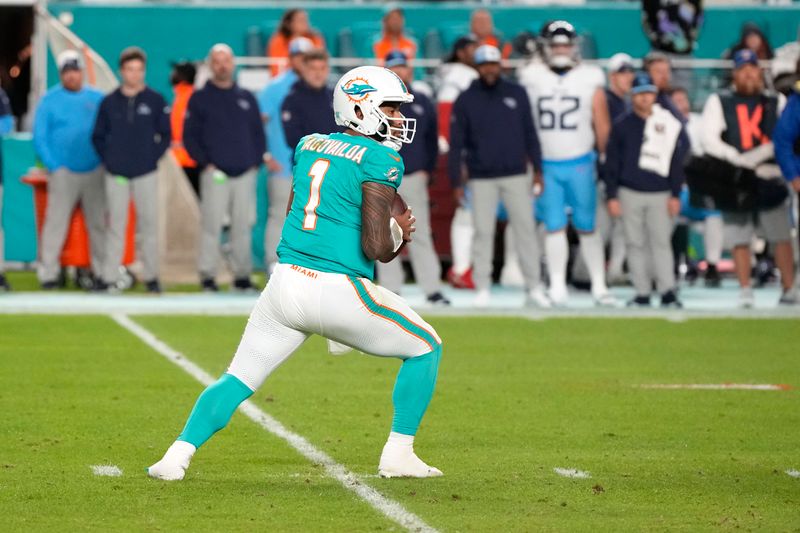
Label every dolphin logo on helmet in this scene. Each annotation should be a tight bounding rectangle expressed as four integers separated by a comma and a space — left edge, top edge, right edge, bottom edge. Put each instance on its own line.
333, 66, 417, 151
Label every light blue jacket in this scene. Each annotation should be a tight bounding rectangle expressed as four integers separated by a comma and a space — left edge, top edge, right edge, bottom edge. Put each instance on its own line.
33, 85, 104, 172
257, 70, 298, 179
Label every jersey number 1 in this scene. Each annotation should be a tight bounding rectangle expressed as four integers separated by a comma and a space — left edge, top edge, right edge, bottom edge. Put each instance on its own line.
303, 158, 331, 230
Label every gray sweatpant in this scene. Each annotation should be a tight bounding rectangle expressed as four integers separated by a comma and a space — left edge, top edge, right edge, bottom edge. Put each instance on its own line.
103, 171, 159, 283
470, 174, 541, 291
377, 171, 442, 295
37, 167, 106, 283
619, 187, 676, 295
198, 167, 256, 279
264, 176, 292, 270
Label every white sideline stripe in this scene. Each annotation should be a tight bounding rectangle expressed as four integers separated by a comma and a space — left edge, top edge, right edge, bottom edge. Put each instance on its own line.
91, 464, 123, 477
110, 313, 437, 533
786, 469, 800, 478
553, 467, 591, 479
638, 383, 791, 391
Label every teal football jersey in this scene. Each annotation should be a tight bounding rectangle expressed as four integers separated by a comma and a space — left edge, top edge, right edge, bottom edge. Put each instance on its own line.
277, 132, 405, 279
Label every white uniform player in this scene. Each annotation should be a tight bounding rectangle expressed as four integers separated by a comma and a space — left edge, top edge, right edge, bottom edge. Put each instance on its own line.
437, 37, 480, 288
518, 21, 615, 306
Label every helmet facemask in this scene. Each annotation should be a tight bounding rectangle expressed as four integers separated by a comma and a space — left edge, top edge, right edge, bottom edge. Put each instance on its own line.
359, 100, 416, 151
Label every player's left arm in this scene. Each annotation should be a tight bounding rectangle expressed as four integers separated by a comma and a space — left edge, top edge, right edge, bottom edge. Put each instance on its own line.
592, 87, 611, 156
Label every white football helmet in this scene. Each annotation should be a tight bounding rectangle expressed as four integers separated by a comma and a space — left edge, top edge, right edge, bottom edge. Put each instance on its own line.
333, 66, 416, 151
540, 20, 581, 70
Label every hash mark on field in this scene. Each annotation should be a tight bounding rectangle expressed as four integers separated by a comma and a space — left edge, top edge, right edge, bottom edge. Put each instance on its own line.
91, 465, 122, 477
786, 469, 800, 478
554, 467, 591, 479
111, 313, 438, 533
638, 383, 791, 391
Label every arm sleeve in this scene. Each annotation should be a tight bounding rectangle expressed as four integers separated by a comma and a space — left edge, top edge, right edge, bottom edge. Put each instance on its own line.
519, 89, 542, 173
424, 97, 439, 173
155, 94, 172, 160
33, 97, 58, 171
668, 127, 690, 197
183, 93, 208, 168
91, 98, 109, 162
281, 94, 304, 151
447, 95, 467, 187
773, 94, 800, 181
363, 148, 403, 190
700, 93, 742, 163
250, 93, 267, 167
603, 121, 623, 199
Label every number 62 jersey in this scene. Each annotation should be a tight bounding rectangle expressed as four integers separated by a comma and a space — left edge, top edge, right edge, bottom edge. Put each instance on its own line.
518, 62, 605, 161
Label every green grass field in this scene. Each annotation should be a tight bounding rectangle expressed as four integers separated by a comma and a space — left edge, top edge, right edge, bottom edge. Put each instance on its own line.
1, 315, 798, 531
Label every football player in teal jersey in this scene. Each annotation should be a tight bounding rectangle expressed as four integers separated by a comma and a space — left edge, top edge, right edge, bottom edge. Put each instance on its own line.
149, 66, 444, 480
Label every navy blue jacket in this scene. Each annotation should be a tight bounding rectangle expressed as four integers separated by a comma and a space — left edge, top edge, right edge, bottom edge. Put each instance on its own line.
657, 91, 685, 123
92, 87, 170, 178
605, 88, 629, 122
281, 80, 340, 151
184, 82, 266, 177
604, 110, 688, 199
448, 77, 541, 187
399, 89, 438, 175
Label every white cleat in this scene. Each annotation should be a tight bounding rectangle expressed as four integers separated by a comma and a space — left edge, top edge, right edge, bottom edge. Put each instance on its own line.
739, 287, 755, 309
548, 285, 569, 307
473, 289, 491, 308
147, 458, 187, 481
378, 443, 443, 479
593, 291, 618, 307
525, 286, 552, 308
147, 441, 195, 481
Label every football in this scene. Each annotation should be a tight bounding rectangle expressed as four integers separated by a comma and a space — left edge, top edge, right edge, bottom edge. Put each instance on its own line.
391, 192, 408, 218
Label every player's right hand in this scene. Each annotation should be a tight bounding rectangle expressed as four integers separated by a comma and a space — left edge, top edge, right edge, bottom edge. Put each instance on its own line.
453, 187, 465, 205
394, 208, 416, 242
607, 199, 622, 218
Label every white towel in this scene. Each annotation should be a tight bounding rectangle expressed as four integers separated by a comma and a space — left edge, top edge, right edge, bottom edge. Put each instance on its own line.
638, 104, 683, 178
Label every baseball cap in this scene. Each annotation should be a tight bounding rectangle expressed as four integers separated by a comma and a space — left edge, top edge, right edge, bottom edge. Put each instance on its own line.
57, 50, 82, 72
474, 44, 501, 65
733, 48, 759, 69
384, 50, 409, 68
607, 53, 634, 73
288, 37, 314, 56
631, 72, 657, 94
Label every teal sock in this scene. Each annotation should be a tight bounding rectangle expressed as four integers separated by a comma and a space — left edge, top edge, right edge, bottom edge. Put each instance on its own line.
177, 373, 254, 448
390, 344, 442, 436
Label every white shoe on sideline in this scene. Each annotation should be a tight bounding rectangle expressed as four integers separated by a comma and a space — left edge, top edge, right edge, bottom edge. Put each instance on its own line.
594, 291, 618, 307
548, 285, 569, 307
739, 287, 755, 309
526, 286, 552, 308
473, 289, 491, 308
147, 441, 195, 481
378, 442, 443, 478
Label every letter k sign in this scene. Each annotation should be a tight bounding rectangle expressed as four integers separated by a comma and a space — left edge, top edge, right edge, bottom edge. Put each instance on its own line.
736, 103, 768, 150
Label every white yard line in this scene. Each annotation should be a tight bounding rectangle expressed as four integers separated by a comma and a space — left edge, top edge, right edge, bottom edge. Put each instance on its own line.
110, 313, 437, 533
638, 383, 791, 391
91, 464, 123, 477
553, 467, 591, 479
785, 469, 800, 478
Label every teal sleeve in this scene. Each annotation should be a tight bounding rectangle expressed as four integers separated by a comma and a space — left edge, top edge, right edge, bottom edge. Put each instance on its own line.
362, 147, 404, 190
